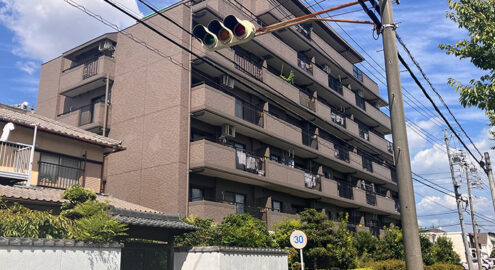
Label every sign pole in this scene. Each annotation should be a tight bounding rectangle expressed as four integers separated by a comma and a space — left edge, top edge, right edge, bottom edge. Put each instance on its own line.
300, 248, 304, 270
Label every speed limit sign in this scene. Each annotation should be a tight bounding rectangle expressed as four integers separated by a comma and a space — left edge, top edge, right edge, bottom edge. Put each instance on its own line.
290, 230, 307, 270
290, 230, 307, 249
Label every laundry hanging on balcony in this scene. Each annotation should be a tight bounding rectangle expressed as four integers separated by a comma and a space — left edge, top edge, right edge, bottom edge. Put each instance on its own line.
304, 172, 317, 189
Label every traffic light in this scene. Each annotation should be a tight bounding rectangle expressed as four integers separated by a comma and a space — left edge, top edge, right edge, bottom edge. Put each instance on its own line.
193, 15, 255, 51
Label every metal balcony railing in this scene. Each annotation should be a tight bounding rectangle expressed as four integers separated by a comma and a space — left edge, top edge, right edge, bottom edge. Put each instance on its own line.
37, 161, 84, 189
82, 57, 99, 80
337, 180, 353, 199
328, 75, 343, 95
233, 47, 263, 80
334, 144, 350, 162
362, 156, 373, 172
0, 141, 32, 176
353, 65, 364, 82
366, 191, 377, 206
355, 95, 366, 111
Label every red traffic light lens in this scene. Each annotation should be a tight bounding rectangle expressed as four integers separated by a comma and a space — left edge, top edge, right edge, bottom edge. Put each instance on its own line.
234, 24, 245, 37
219, 29, 230, 42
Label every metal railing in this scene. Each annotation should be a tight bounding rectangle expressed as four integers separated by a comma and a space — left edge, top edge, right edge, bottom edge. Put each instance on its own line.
362, 156, 373, 172
0, 141, 32, 175
328, 75, 343, 95
82, 57, 99, 80
353, 65, 363, 82
234, 47, 263, 80
37, 161, 84, 189
366, 191, 377, 206
337, 180, 353, 199
334, 144, 350, 162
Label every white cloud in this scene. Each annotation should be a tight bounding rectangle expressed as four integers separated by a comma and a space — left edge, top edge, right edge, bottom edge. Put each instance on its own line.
15, 61, 38, 75
0, 0, 142, 62
417, 194, 457, 211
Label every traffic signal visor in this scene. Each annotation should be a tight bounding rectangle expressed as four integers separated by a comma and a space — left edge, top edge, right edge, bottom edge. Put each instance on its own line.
223, 15, 255, 44
193, 24, 218, 50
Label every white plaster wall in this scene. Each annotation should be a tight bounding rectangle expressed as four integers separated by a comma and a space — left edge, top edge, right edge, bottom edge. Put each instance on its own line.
174, 251, 288, 270
0, 246, 121, 270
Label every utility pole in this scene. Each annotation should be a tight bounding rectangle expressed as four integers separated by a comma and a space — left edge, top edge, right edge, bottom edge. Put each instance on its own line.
484, 152, 495, 213
445, 132, 473, 269
464, 162, 482, 270
380, 1, 423, 268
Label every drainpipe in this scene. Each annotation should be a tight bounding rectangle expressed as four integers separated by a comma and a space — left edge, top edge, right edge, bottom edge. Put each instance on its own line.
185, 4, 193, 217
102, 73, 110, 137
26, 124, 38, 187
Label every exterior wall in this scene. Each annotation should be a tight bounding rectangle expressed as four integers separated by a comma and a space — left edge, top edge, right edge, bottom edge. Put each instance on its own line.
0, 238, 121, 270
104, 5, 192, 215
37, 57, 63, 118
174, 247, 289, 270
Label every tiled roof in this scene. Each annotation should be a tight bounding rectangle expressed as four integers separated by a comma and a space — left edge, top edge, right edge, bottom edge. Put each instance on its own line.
0, 237, 122, 248
0, 184, 195, 231
174, 246, 289, 255
0, 104, 123, 149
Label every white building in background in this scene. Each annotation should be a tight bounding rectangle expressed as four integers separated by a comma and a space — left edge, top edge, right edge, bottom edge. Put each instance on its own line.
422, 229, 472, 263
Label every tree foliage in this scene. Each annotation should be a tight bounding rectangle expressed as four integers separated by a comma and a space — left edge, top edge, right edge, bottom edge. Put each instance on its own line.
375, 225, 404, 261
432, 237, 460, 265
439, 0, 495, 124
421, 234, 435, 266
216, 214, 273, 248
174, 216, 219, 247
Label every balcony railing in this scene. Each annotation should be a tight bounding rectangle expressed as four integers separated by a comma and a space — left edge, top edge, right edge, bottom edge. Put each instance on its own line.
362, 156, 373, 172
235, 149, 265, 176
366, 190, 377, 206
328, 75, 343, 95
337, 180, 353, 199
296, 24, 312, 40
59, 102, 104, 127
334, 144, 350, 162
37, 161, 84, 189
0, 141, 32, 177
82, 57, 99, 80
234, 47, 263, 80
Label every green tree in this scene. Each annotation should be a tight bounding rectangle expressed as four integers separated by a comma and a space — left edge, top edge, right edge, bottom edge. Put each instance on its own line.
354, 230, 379, 264
420, 234, 435, 266
491, 248, 495, 258
432, 237, 460, 264
439, 0, 495, 125
216, 213, 273, 248
327, 216, 359, 269
375, 225, 404, 261
174, 216, 219, 247
61, 185, 127, 242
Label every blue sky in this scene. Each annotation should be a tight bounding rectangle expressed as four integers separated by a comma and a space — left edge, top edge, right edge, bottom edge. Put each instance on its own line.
0, 0, 493, 232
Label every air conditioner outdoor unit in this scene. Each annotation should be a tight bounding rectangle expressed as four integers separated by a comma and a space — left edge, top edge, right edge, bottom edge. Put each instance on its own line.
222, 124, 236, 138
221, 74, 235, 88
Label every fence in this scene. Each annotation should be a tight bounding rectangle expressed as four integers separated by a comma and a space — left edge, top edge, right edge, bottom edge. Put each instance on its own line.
82, 57, 99, 79
233, 47, 263, 80
0, 141, 32, 175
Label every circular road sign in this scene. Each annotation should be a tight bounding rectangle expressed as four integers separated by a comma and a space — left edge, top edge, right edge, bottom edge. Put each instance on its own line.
290, 230, 307, 249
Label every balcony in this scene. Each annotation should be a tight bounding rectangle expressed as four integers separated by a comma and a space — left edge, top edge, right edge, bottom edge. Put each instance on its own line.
233, 47, 263, 80
355, 95, 366, 111
264, 114, 302, 146
37, 161, 84, 189
337, 180, 354, 200
57, 102, 107, 133
0, 141, 32, 181
59, 56, 115, 97
188, 200, 237, 223
299, 90, 315, 111
297, 52, 313, 75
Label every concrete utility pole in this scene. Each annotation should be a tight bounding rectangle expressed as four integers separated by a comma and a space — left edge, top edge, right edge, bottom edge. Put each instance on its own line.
445, 133, 473, 269
465, 162, 482, 270
379, 1, 423, 268
484, 152, 495, 214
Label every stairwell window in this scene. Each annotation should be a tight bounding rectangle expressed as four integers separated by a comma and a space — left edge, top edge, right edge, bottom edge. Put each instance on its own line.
272, 200, 282, 212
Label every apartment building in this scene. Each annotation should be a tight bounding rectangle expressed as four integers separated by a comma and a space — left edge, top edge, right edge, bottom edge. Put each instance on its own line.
36, 0, 399, 232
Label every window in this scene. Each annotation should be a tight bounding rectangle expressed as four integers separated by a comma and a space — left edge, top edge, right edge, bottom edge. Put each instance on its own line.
270, 154, 279, 162
190, 187, 204, 202
235, 98, 244, 119
353, 65, 363, 82
38, 153, 83, 189
272, 200, 282, 212
328, 74, 343, 95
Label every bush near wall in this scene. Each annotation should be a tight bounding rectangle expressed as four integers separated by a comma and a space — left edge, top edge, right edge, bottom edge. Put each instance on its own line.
360, 260, 463, 270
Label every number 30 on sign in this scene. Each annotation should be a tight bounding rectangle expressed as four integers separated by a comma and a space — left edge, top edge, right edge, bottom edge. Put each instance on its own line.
290, 230, 307, 249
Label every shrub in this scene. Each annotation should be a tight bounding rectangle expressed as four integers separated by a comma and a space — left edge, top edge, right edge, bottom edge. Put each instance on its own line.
363, 259, 406, 270
216, 213, 273, 248
432, 237, 460, 264
175, 216, 219, 247
425, 264, 464, 270
0, 202, 72, 239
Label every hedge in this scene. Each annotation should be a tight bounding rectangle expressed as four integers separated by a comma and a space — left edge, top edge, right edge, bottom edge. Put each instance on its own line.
361, 260, 463, 270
